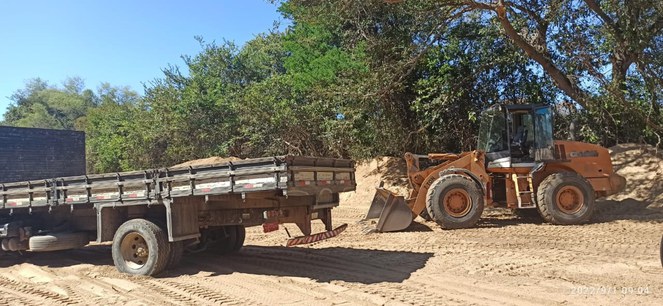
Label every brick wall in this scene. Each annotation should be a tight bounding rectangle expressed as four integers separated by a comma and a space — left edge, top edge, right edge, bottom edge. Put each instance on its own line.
0, 126, 86, 183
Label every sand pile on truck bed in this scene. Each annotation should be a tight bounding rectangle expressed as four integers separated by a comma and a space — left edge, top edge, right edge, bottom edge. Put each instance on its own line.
172, 156, 242, 167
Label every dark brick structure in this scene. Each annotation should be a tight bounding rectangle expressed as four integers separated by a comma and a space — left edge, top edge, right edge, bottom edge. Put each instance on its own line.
0, 126, 86, 183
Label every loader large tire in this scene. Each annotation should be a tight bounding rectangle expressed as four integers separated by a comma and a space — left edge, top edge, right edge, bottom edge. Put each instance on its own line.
426, 174, 484, 229
112, 219, 171, 276
536, 172, 595, 225
418, 209, 433, 221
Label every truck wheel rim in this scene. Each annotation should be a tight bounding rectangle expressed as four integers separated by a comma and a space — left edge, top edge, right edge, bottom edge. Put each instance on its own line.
121, 232, 149, 269
443, 188, 472, 218
556, 186, 584, 214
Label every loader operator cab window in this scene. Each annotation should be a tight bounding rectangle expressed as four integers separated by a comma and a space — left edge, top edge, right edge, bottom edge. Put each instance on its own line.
509, 111, 535, 164
478, 106, 510, 167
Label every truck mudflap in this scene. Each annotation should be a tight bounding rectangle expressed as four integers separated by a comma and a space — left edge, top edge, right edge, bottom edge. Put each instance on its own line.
286, 223, 348, 247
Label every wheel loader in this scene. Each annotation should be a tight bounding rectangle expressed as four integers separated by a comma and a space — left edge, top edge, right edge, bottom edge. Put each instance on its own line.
364, 104, 626, 232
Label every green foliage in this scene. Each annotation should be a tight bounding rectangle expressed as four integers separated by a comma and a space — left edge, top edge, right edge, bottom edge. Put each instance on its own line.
3, 77, 97, 130
3, 0, 661, 174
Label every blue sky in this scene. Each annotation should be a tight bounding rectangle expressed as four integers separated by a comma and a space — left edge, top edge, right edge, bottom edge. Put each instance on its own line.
0, 0, 286, 115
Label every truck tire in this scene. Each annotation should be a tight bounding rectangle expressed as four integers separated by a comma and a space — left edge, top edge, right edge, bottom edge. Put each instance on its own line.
426, 174, 484, 229
28, 232, 89, 252
167, 241, 184, 269
536, 172, 595, 225
209, 225, 245, 254
233, 225, 245, 252
112, 219, 171, 276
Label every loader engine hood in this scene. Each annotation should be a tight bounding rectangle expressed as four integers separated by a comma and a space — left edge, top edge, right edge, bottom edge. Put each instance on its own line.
552, 140, 626, 195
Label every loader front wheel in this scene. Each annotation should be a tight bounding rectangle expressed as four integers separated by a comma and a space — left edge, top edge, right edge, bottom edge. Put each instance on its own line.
536, 172, 595, 225
426, 174, 484, 229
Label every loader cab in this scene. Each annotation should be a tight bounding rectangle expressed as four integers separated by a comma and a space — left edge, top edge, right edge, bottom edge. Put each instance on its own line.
477, 104, 555, 168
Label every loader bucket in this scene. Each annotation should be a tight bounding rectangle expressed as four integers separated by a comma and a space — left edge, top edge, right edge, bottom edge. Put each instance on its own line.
362, 186, 414, 232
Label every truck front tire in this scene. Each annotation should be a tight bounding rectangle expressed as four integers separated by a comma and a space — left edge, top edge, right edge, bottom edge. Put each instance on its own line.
112, 219, 171, 276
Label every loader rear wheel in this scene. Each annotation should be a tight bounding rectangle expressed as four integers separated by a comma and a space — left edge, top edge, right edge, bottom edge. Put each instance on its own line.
112, 219, 171, 276
536, 172, 595, 225
426, 174, 484, 229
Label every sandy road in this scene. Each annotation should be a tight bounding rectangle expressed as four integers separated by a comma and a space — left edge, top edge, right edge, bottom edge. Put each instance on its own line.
0, 145, 661, 305
0, 199, 660, 306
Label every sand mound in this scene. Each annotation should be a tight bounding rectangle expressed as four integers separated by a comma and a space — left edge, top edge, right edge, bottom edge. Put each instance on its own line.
339, 156, 409, 205
607, 143, 663, 206
172, 156, 242, 167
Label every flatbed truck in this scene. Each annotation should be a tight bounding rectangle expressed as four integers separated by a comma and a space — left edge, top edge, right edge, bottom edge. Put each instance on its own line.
0, 156, 355, 276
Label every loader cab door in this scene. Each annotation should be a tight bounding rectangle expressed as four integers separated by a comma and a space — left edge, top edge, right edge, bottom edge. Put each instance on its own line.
533, 106, 555, 161
477, 105, 511, 168
508, 110, 536, 166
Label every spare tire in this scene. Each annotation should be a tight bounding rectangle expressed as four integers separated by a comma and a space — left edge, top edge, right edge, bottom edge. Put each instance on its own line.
29, 232, 89, 252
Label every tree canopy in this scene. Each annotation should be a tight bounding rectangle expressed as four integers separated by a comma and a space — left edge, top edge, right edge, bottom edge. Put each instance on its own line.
3, 0, 661, 173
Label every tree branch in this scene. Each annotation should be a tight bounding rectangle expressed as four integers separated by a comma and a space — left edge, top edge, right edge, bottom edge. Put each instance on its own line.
584, 0, 618, 33
493, 0, 590, 108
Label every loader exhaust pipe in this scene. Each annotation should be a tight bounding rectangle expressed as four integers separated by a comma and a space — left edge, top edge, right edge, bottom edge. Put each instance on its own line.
362, 182, 414, 232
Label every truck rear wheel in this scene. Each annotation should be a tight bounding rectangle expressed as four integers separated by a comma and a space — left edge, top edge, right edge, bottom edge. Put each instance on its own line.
213, 225, 245, 254
426, 174, 484, 229
112, 219, 171, 276
233, 225, 245, 252
536, 172, 595, 225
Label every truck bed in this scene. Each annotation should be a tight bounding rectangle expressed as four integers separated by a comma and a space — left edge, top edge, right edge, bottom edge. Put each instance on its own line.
0, 156, 356, 211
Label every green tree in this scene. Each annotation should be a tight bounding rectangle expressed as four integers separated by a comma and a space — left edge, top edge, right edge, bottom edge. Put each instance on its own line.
2, 77, 97, 130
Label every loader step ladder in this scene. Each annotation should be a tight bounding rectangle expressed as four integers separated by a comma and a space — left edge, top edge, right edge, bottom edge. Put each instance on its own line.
511, 174, 535, 208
